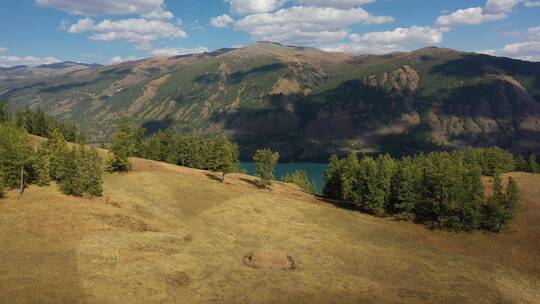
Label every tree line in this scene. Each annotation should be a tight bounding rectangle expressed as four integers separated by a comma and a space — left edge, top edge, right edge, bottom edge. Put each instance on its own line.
0, 104, 84, 142
323, 148, 521, 232
105, 117, 240, 182
0, 123, 102, 198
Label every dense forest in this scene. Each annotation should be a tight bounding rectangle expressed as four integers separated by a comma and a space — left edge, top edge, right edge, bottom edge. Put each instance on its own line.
0, 106, 102, 198
322, 148, 537, 232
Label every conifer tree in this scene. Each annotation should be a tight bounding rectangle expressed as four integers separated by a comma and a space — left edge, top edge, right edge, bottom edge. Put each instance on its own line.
79, 146, 103, 196
46, 129, 69, 180
390, 157, 422, 220
253, 148, 279, 188
0, 102, 10, 123
282, 170, 317, 193
514, 155, 528, 172
58, 147, 83, 196
0, 123, 34, 193
106, 117, 136, 172
323, 155, 343, 200
211, 137, 239, 182
528, 155, 538, 173
34, 144, 51, 186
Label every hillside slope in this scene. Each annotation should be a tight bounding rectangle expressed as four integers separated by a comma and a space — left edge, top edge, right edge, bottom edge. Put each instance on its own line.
0, 152, 539, 303
2, 43, 540, 160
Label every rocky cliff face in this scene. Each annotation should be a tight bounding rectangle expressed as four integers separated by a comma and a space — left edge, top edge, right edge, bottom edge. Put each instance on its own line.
1, 43, 539, 160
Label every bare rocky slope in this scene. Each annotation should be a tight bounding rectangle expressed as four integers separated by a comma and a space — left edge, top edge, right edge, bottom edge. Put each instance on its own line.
2, 43, 540, 160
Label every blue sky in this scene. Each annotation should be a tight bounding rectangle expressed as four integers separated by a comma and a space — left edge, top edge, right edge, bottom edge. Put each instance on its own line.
0, 0, 539, 66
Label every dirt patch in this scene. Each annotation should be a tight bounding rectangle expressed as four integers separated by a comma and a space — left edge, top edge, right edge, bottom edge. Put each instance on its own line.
166, 271, 192, 288
93, 213, 157, 232
244, 250, 297, 271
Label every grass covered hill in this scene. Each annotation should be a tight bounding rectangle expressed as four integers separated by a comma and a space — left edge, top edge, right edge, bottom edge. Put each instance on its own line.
0, 138, 539, 303
2, 43, 540, 160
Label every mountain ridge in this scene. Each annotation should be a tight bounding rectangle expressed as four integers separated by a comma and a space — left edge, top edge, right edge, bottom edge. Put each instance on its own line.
1, 43, 540, 160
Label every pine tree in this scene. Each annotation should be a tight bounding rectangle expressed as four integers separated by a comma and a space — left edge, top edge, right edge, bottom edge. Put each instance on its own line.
353, 156, 385, 215
253, 148, 279, 188
46, 129, 69, 180
34, 144, 51, 186
58, 147, 83, 196
282, 170, 317, 193
79, 146, 103, 196
106, 117, 136, 172
482, 172, 505, 232
390, 157, 422, 220
0, 102, 10, 123
323, 155, 343, 200
514, 155, 528, 172
211, 137, 239, 182
499, 177, 519, 231
528, 155, 538, 173
0, 123, 34, 192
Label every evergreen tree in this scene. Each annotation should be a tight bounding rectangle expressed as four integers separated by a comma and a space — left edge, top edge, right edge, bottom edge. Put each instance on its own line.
0, 123, 34, 193
376, 154, 397, 211
210, 137, 239, 182
34, 144, 51, 186
482, 172, 505, 232
106, 117, 137, 172
0, 102, 10, 123
339, 153, 358, 202
352, 156, 385, 215
79, 146, 103, 196
390, 157, 422, 220
323, 155, 343, 200
58, 147, 83, 196
527, 155, 538, 173
46, 129, 69, 180
282, 170, 317, 193
514, 155, 528, 172
499, 177, 519, 232
253, 148, 279, 188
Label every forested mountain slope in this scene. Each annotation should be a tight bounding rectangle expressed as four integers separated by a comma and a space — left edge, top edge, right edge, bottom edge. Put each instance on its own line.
2, 42, 540, 160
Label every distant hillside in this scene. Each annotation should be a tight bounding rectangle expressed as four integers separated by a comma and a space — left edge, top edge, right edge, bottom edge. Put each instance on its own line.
2, 42, 540, 160
0, 61, 102, 81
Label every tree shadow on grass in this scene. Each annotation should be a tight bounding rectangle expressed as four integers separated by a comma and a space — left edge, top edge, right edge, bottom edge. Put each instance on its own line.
205, 173, 223, 183
239, 177, 265, 189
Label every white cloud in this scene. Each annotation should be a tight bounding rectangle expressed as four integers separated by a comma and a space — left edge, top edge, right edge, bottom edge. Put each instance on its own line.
322, 26, 449, 54
210, 14, 234, 28
476, 25, 540, 61
295, 0, 376, 9
226, 0, 287, 15
525, 1, 540, 7
0, 55, 62, 67
502, 41, 540, 54
0, 47, 7, 52
108, 55, 142, 64
234, 6, 393, 45
150, 46, 209, 57
67, 18, 187, 49
36, 0, 173, 19
436, 0, 523, 26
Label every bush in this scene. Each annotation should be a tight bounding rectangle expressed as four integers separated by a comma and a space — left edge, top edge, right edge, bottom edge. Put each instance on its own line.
282, 170, 317, 193
253, 148, 279, 188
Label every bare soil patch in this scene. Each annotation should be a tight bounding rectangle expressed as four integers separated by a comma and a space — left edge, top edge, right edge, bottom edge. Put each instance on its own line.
244, 250, 297, 271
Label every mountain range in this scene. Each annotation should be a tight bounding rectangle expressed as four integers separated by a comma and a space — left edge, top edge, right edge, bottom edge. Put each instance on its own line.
1, 42, 539, 161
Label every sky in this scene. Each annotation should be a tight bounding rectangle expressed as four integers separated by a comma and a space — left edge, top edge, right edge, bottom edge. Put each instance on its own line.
0, 0, 539, 67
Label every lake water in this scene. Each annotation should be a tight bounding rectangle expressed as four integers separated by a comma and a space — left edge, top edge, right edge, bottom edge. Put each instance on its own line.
240, 162, 327, 194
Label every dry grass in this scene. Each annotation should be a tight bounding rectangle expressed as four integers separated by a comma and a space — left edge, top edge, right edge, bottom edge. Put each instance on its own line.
1, 147, 539, 303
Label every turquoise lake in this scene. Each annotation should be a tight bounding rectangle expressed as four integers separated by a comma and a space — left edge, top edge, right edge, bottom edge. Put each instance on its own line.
240, 162, 327, 194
